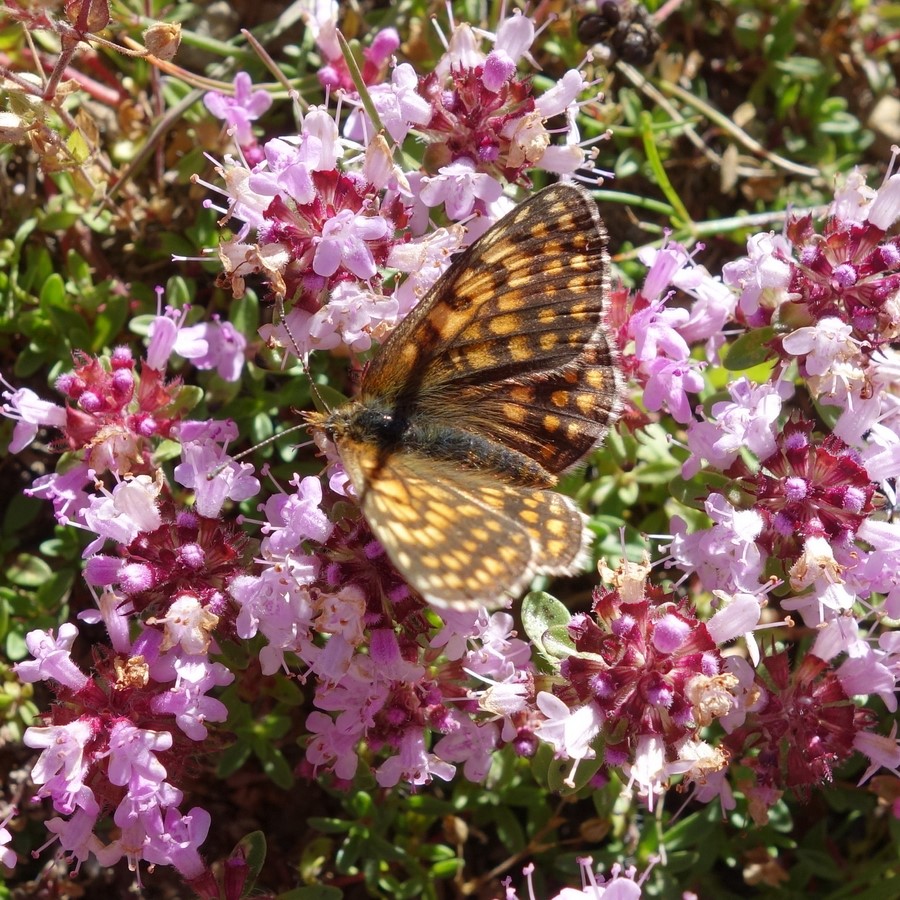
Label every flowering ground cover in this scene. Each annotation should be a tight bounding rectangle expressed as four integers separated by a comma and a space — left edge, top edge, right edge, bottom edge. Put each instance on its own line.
1, 1, 899, 897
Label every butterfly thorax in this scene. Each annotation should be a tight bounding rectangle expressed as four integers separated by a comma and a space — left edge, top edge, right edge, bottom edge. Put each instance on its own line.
318, 399, 556, 489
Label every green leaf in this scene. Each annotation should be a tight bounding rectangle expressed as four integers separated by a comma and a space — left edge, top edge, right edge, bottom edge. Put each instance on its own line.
349, 791, 373, 818
255, 740, 293, 789
794, 847, 842, 881
269, 675, 305, 706
279, 888, 344, 900
230, 830, 267, 898
7, 553, 53, 588
166, 275, 193, 307
545, 753, 603, 795
39, 272, 66, 306
723, 326, 777, 370
231, 294, 259, 336
541, 624, 576, 660
522, 592, 574, 663
39, 275, 91, 349
429, 858, 462, 879
5, 628, 28, 661
0, 593, 10, 644
418, 843, 455, 862
308, 817, 354, 835
217, 741, 252, 778
3, 493, 41, 537
521, 591, 571, 638
92, 295, 130, 351
35, 570, 75, 608
335, 829, 366, 873
67, 129, 90, 163
492, 804, 526, 854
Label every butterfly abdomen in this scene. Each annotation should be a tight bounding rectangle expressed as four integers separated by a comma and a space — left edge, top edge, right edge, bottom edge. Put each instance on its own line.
404, 418, 556, 488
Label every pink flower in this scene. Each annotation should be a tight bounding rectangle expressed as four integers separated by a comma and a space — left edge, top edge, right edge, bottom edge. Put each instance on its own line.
642, 357, 704, 423
204, 72, 272, 145
854, 723, 900, 784
260, 474, 334, 553
482, 12, 535, 92
375, 730, 456, 787
151, 655, 231, 740
0, 808, 17, 869
107, 721, 172, 791
534, 692, 602, 761
15, 624, 89, 691
305, 711, 363, 780
419, 159, 504, 221
313, 208, 390, 279
623, 734, 692, 811
174, 425, 260, 518
781, 316, 857, 375
143, 805, 211, 879
0, 383, 67, 452
175, 319, 247, 382
44, 800, 102, 869
365, 63, 432, 142
82, 475, 164, 555
722, 231, 793, 318
24, 720, 94, 811
434, 713, 500, 781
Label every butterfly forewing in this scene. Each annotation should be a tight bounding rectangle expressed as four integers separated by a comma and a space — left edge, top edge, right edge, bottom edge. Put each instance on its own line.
361, 184, 622, 475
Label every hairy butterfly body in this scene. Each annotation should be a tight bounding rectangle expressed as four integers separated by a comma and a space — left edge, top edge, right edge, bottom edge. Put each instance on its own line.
307, 183, 623, 609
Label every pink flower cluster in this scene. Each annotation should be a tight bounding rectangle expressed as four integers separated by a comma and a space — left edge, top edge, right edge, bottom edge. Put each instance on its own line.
2, 306, 253, 884
203, 3, 595, 358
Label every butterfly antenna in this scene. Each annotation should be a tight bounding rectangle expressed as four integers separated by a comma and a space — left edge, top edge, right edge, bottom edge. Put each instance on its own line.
275, 295, 332, 415
205, 429, 317, 480
204, 298, 329, 482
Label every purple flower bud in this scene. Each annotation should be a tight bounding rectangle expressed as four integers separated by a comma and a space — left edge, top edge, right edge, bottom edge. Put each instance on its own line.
784, 429, 809, 453
364, 540, 385, 560
482, 51, 516, 92
323, 563, 341, 587
651, 614, 691, 654
79, 391, 102, 412
841, 485, 866, 513
878, 242, 900, 267
785, 476, 809, 502
177, 543, 205, 570
367, 28, 400, 65
120, 562, 155, 593
646, 678, 674, 708
831, 263, 858, 289
55, 373, 82, 397
774, 511, 796, 536
589, 671, 616, 699
111, 369, 134, 400
111, 346, 134, 369
612, 613, 636, 637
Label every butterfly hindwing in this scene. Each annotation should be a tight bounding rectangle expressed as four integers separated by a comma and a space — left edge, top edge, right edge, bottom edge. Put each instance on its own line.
336, 435, 588, 608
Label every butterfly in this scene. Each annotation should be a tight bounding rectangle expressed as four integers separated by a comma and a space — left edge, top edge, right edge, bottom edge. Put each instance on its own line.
307, 183, 624, 609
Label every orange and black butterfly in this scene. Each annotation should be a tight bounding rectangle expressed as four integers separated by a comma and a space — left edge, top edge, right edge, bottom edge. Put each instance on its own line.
307, 183, 624, 609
